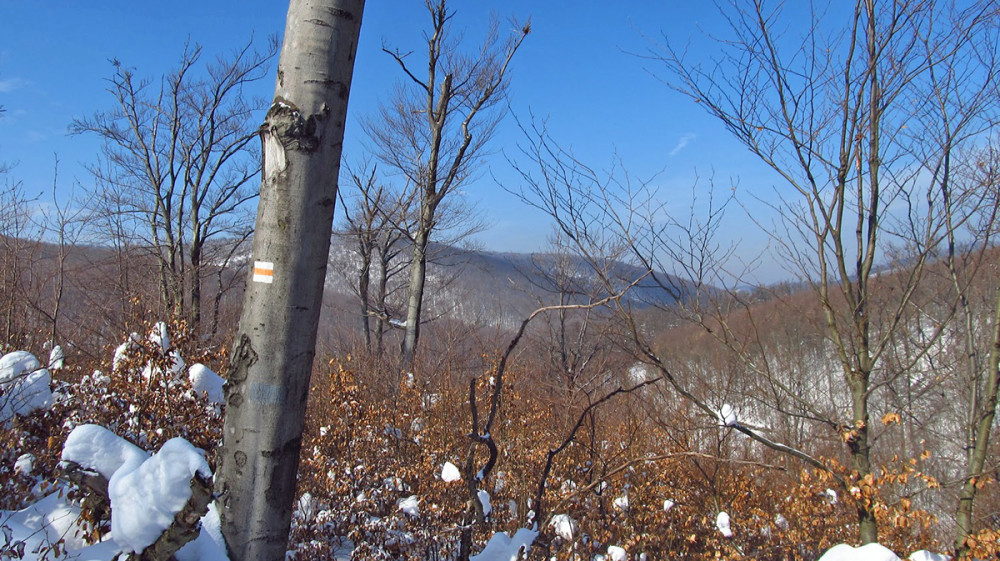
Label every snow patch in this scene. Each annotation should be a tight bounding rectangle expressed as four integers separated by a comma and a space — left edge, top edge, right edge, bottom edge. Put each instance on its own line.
62, 423, 149, 480
613, 494, 629, 511
48, 345, 65, 370
824, 488, 838, 504
188, 363, 225, 404
150, 321, 170, 353
470, 528, 538, 561
718, 404, 737, 426
549, 513, 577, 541
608, 545, 627, 561
441, 461, 461, 482
716, 511, 733, 538
14, 453, 34, 476
818, 543, 901, 561
908, 552, 949, 561
398, 495, 420, 517
477, 489, 492, 517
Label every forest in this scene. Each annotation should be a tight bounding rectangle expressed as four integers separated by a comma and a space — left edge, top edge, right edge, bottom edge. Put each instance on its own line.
2, 1, 1000, 560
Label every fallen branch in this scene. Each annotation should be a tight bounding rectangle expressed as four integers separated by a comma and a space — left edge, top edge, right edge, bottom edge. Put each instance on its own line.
60, 461, 111, 530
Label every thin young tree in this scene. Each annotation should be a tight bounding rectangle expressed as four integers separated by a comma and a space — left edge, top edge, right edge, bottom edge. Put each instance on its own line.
214, 2, 365, 561
369, 0, 529, 366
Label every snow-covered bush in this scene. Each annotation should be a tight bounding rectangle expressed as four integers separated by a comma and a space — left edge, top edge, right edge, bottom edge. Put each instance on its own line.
0, 350, 54, 424
0, 318, 227, 559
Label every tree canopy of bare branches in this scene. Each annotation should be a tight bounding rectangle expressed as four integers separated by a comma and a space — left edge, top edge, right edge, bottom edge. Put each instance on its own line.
73, 37, 276, 335
369, 0, 529, 366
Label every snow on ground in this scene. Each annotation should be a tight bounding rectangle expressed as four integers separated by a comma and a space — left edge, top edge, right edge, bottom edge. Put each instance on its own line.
818, 543, 902, 561
716, 511, 733, 538
441, 461, 461, 482
0, 335, 961, 561
6, 436, 960, 561
2, 491, 92, 552
397, 495, 420, 517
469, 528, 538, 561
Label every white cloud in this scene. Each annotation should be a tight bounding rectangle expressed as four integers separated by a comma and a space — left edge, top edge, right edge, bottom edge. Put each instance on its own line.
0, 77, 30, 93
669, 133, 696, 157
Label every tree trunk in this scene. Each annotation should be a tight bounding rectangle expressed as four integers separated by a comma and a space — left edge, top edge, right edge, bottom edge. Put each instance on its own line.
190, 238, 203, 329
848, 368, 877, 544
215, 3, 364, 561
375, 250, 390, 355
401, 227, 429, 367
955, 282, 1000, 557
358, 246, 372, 351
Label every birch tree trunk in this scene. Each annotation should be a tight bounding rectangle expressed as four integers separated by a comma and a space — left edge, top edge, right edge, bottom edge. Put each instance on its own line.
215, 3, 364, 561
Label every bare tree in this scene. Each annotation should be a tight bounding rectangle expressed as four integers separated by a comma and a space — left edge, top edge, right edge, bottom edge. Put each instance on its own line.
0, 177, 34, 350
214, 2, 365, 561
938, 145, 1000, 555
648, 0, 1000, 545
337, 162, 416, 355
24, 158, 92, 348
369, 0, 529, 366
72, 38, 275, 334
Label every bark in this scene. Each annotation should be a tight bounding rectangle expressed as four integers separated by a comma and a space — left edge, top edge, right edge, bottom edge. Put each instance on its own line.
215, 3, 364, 561
847, 367, 877, 544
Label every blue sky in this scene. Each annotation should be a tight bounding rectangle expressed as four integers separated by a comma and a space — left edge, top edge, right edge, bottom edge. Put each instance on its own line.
0, 1, 782, 280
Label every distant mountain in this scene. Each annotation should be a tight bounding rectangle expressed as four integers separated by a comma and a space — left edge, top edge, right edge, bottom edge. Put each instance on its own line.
322, 235, 699, 332
1, 233, 701, 351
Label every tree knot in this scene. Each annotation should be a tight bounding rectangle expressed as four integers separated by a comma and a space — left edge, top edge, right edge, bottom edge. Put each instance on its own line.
265, 96, 325, 153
